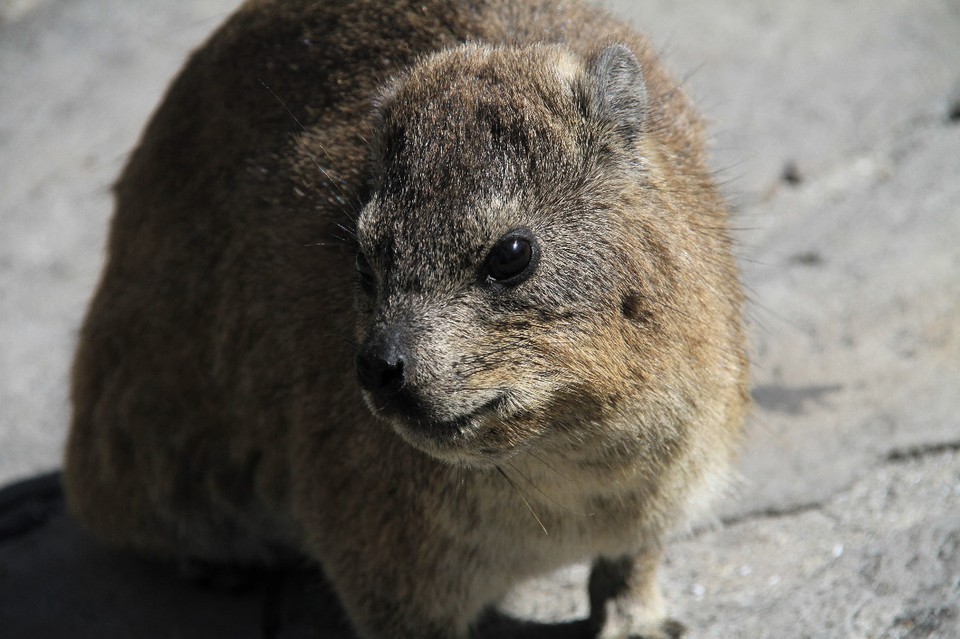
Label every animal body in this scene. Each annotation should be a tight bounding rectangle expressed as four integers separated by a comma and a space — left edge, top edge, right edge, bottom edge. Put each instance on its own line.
64, 1, 749, 637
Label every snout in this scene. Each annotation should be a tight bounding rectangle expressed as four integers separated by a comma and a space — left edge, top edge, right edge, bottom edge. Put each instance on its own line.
355, 319, 530, 464
356, 326, 427, 419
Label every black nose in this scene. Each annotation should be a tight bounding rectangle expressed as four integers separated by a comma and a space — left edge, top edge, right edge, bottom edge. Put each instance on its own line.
356, 347, 405, 396
357, 327, 428, 419
357, 325, 411, 397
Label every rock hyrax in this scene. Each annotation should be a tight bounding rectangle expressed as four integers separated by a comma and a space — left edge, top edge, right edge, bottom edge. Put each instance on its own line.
64, 0, 748, 637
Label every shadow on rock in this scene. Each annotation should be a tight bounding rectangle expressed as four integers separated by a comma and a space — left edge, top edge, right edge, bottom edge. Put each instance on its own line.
0, 472, 601, 639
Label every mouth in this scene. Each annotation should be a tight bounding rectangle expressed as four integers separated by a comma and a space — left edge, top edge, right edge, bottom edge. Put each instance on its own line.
414, 394, 505, 435
387, 394, 509, 458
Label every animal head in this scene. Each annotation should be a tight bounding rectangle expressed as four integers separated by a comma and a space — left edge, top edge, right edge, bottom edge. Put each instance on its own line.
353, 43, 695, 465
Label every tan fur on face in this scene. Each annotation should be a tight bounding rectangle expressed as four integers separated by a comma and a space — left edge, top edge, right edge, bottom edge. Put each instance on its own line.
64, 1, 748, 637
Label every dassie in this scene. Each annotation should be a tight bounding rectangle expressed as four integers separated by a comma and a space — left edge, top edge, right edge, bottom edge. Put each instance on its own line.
64, 0, 749, 637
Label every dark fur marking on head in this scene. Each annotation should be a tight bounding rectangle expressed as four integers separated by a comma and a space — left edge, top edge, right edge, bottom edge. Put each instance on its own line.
476, 102, 532, 163
621, 291, 655, 325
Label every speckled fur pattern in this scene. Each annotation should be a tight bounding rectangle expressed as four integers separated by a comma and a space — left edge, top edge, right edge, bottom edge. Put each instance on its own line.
63, 1, 748, 637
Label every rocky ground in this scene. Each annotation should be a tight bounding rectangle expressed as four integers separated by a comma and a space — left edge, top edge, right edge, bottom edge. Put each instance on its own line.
1, 0, 958, 637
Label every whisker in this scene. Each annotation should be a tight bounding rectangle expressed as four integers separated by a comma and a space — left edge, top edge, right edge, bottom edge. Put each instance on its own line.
303, 240, 352, 249
495, 465, 548, 536
504, 460, 590, 516
457, 462, 468, 519
258, 78, 308, 132
335, 222, 358, 239
525, 449, 577, 488
258, 79, 356, 204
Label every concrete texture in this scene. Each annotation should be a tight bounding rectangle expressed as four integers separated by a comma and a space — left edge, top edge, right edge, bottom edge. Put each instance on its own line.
1, 0, 958, 637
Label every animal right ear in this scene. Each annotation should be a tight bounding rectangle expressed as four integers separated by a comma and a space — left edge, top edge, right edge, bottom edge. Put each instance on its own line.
589, 44, 649, 145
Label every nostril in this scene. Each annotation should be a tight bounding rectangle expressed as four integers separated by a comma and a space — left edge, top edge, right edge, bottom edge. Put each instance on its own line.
357, 351, 405, 395
377, 358, 404, 393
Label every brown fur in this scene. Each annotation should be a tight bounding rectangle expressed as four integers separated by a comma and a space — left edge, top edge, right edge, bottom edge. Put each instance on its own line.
64, 1, 748, 637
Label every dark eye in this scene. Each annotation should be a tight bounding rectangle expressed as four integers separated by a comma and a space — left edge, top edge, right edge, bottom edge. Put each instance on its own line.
356, 252, 376, 293
484, 229, 539, 286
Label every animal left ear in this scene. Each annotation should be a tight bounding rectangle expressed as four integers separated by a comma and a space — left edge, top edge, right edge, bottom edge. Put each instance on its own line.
589, 44, 649, 145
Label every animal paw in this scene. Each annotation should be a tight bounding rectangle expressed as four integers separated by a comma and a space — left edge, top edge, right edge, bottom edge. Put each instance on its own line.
625, 618, 686, 639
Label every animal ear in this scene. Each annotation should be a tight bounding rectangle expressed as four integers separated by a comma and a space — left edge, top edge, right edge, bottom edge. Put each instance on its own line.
589, 44, 648, 144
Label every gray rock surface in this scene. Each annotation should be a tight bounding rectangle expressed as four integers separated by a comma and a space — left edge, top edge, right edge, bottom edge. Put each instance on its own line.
504, 448, 960, 639
1, 0, 958, 637
0, 0, 243, 486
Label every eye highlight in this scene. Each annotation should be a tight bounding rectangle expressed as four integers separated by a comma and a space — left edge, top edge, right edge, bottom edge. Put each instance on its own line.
484, 229, 539, 287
